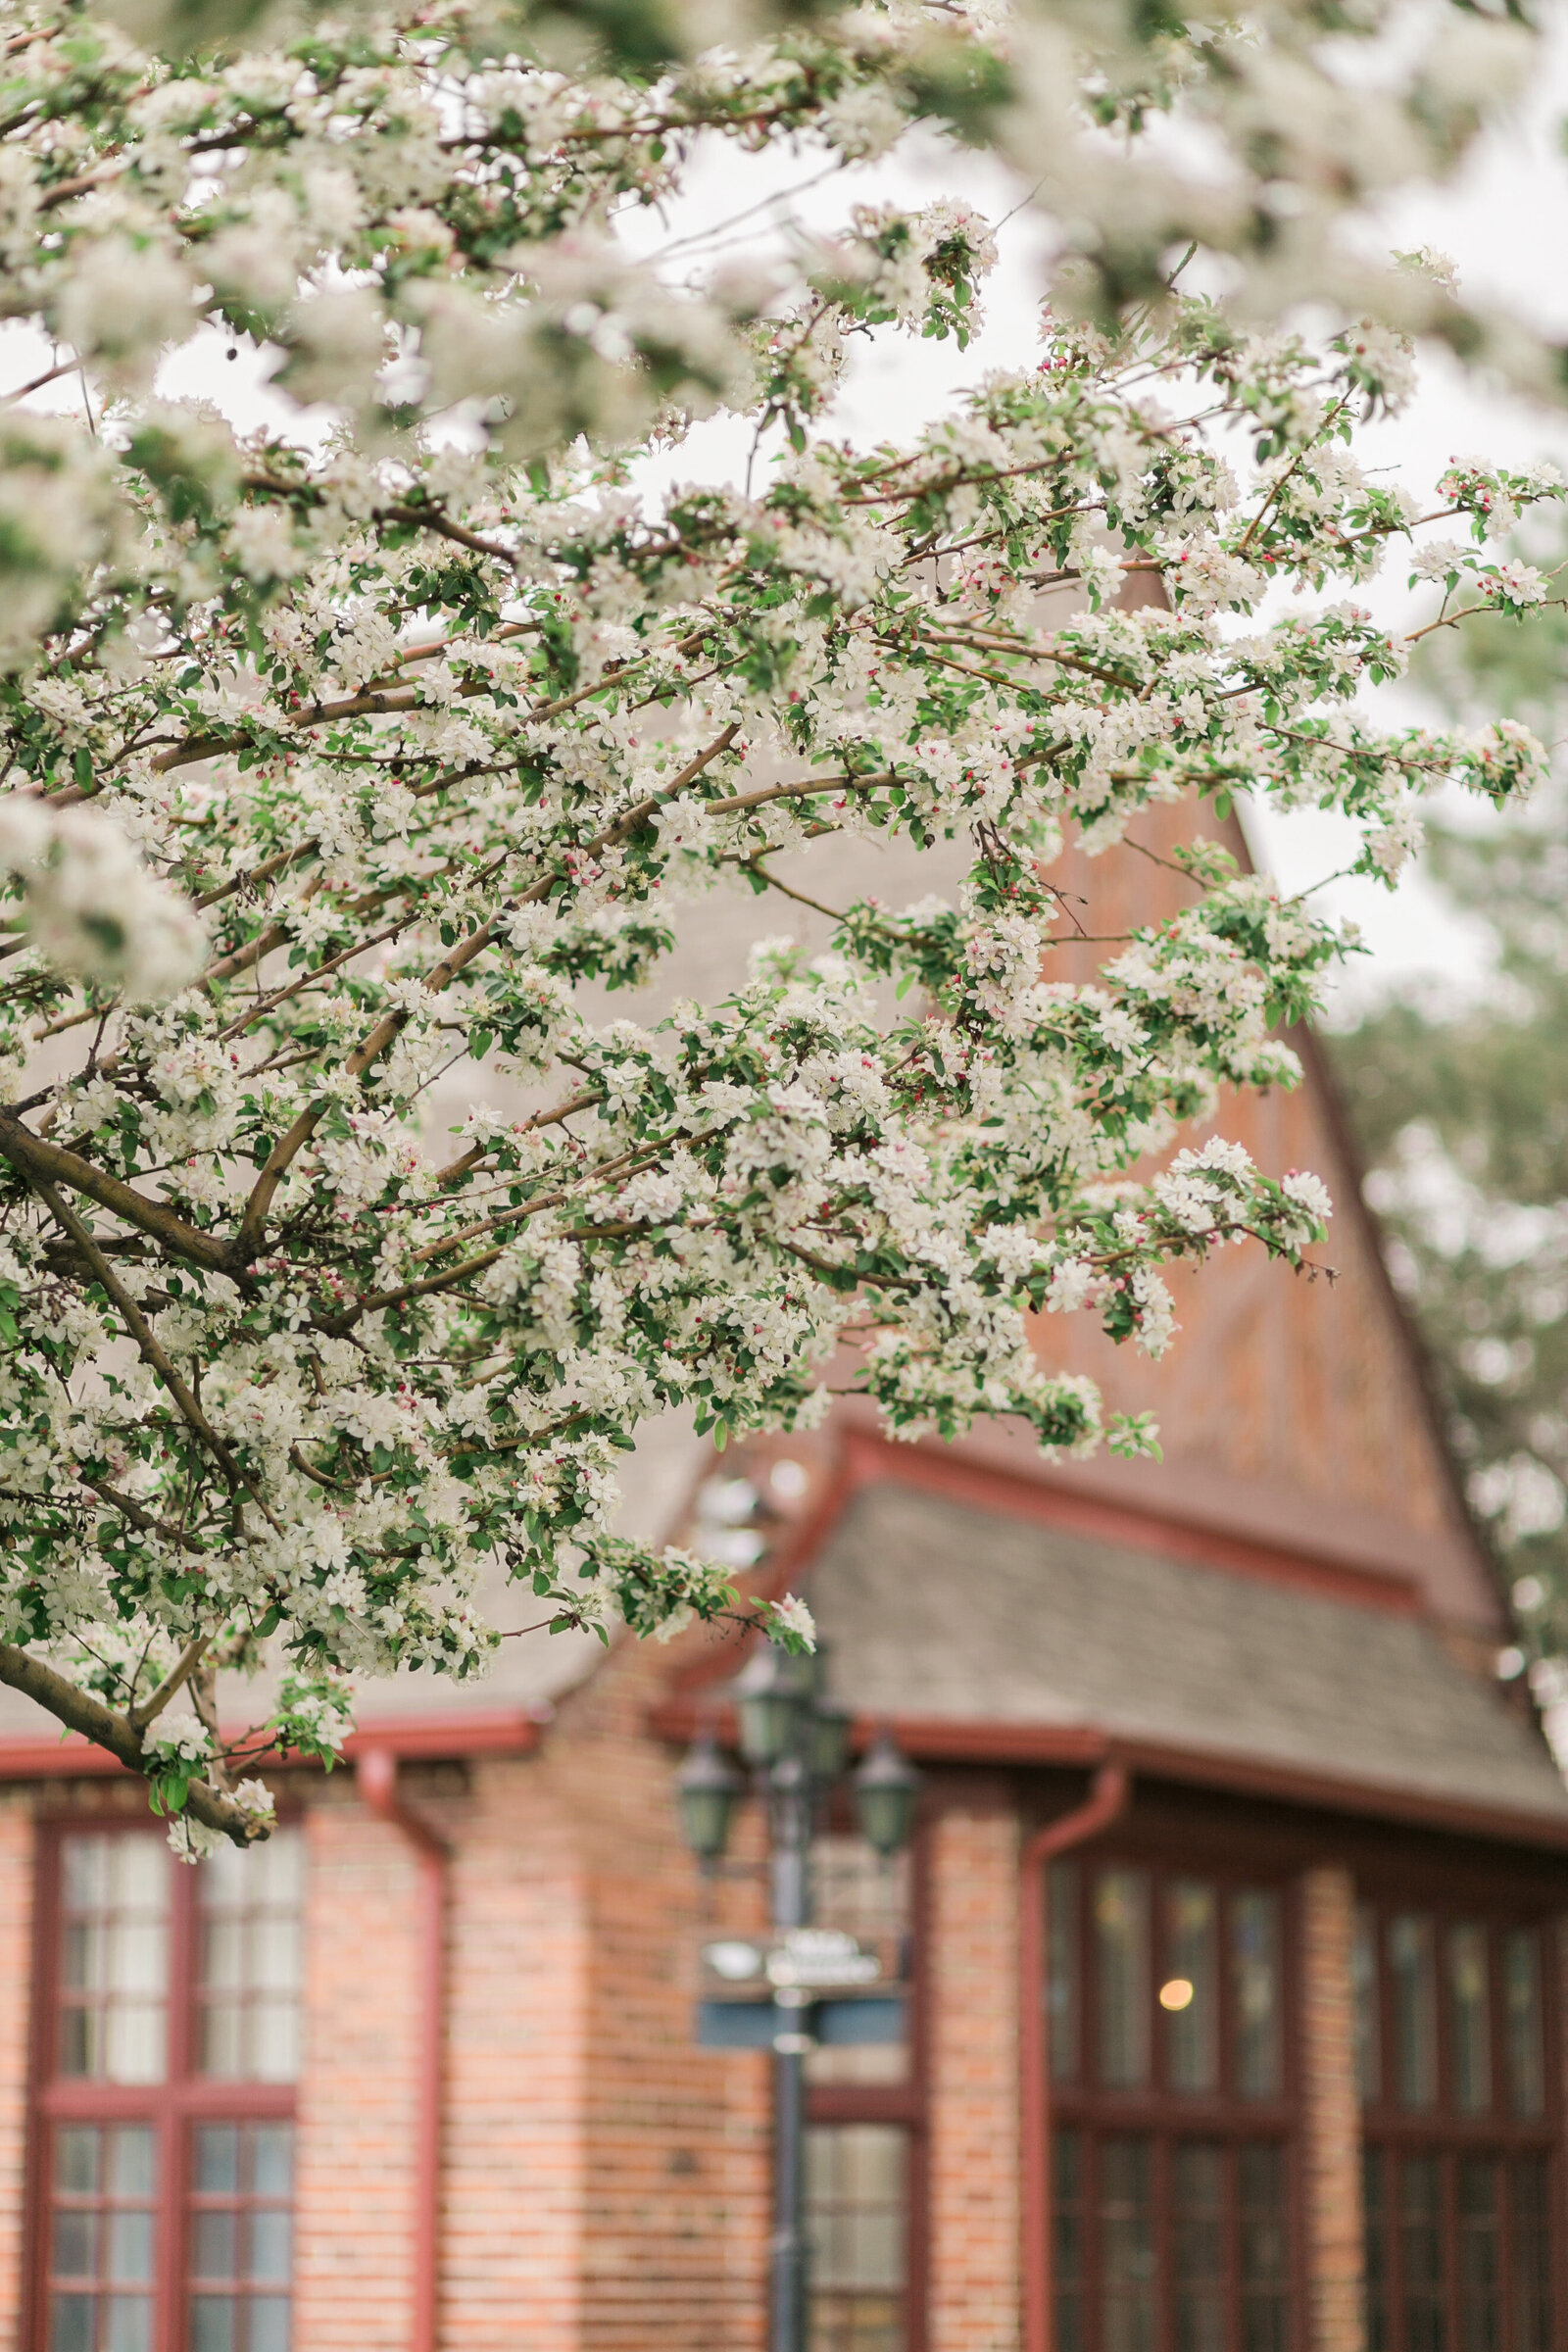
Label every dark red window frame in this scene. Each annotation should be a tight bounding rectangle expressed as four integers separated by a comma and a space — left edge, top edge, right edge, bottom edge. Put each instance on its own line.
1356, 1889, 1565, 2352
24, 1814, 298, 2352
804, 1811, 931, 2352
1045, 1838, 1301, 2352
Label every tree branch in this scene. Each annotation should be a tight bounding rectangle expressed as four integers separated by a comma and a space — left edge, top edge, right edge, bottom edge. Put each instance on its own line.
128, 1631, 210, 1735
27, 1176, 281, 1533
0, 1108, 234, 1279
0, 1642, 270, 1846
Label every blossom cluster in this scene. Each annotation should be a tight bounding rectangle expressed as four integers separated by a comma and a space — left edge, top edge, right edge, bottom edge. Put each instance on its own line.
0, 0, 1560, 1845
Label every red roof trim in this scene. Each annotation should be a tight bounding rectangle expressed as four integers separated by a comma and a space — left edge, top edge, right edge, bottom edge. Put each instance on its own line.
0, 1707, 542, 1784
648, 1694, 1568, 1854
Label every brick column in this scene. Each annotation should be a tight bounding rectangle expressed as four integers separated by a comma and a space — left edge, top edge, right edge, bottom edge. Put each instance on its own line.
294, 1796, 429, 2352
0, 1794, 33, 2346
926, 1791, 1021, 2352
1299, 1866, 1364, 2352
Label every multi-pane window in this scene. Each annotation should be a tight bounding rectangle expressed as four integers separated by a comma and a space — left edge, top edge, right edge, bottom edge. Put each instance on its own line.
188, 2124, 295, 2352
806, 1835, 921, 2352
197, 1841, 303, 2082
807, 1838, 912, 2092
1355, 1899, 1556, 2351
1046, 1855, 1294, 2351
59, 1837, 171, 2084
47, 2124, 159, 2352
806, 2125, 907, 2352
34, 1826, 303, 2352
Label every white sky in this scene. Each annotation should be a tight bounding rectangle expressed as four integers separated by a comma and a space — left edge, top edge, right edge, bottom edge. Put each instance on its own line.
612, 13, 1568, 1023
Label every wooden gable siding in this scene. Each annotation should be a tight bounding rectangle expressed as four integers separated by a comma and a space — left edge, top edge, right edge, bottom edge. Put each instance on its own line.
1027, 797, 1498, 1633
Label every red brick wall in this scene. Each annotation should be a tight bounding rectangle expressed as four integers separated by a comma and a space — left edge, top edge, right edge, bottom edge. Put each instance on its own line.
550, 1627, 772, 2352
295, 1792, 441, 2350
294, 1761, 595, 2352
1298, 1866, 1364, 2352
443, 1755, 591, 2352
925, 1787, 1021, 2352
292, 1622, 774, 2352
0, 1793, 33, 2345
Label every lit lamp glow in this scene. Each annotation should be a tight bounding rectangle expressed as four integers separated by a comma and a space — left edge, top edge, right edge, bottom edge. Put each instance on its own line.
1158, 1977, 1196, 2012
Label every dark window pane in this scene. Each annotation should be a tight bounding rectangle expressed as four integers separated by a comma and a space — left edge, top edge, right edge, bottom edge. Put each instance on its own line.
56, 2128, 100, 2197
58, 2010, 94, 2081
1172, 2140, 1223, 2352
1399, 2154, 1446, 2352
49, 2296, 94, 2352
1447, 1926, 1491, 2115
108, 2131, 156, 2202
1238, 2144, 1288, 2352
190, 2295, 235, 2352
1095, 1871, 1151, 2089
53, 2210, 97, 2280
253, 2126, 294, 2200
1456, 2156, 1500, 2352
1053, 2129, 1085, 2352
1165, 1884, 1218, 2095
252, 2210, 292, 2283
1352, 1905, 1380, 2105
1389, 1916, 1438, 2110
106, 2210, 155, 2285
1048, 1860, 1080, 2084
1363, 2149, 1390, 2352
192, 2211, 238, 2282
194, 2127, 239, 2196
1503, 1931, 1545, 2119
250, 2299, 291, 2352
1512, 2154, 1553, 2352
1232, 1893, 1282, 2099
1100, 2136, 1155, 2352
105, 2298, 151, 2352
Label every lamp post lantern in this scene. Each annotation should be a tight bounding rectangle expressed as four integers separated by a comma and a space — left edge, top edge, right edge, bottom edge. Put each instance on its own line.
674, 1655, 919, 2352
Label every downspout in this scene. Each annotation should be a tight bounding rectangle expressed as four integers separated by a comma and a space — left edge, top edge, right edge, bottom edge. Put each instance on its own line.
360, 1745, 452, 2352
1020, 1760, 1131, 2352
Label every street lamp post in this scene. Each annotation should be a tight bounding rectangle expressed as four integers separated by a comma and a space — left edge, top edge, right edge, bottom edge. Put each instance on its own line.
676, 1646, 921, 2352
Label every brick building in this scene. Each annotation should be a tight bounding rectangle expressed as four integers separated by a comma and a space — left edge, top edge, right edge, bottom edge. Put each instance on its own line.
1, 812, 1566, 2352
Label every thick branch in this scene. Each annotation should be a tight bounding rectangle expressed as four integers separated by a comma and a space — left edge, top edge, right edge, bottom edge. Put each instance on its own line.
0, 1108, 234, 1279
0, 1642, 270, 1846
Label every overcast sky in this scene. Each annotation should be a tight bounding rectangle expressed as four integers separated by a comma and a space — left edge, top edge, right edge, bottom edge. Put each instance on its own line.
613, 13, 1568, 1022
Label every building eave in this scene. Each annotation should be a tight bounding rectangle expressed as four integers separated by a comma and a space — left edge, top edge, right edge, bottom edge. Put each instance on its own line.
648, 1693, 1568, 1856
0, 1705, 542, 1784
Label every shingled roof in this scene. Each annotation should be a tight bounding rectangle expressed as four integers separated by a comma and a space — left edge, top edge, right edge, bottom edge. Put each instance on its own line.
807, 1478, 1568, 1838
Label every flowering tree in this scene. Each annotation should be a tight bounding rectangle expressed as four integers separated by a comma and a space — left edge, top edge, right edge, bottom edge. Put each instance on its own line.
0, 0, 1561, 1851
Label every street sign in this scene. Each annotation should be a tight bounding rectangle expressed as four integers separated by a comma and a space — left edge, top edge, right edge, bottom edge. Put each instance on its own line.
700, 1925, 882, 1997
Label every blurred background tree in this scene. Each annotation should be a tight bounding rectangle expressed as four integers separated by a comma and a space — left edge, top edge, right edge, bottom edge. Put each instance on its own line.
1331, 562, 1568, 1681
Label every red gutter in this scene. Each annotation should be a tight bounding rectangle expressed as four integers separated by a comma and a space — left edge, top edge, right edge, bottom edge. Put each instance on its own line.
358, 1745, 450, 2352
1019, 1761, 1131, 2352
0, 1706, 541, 1782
